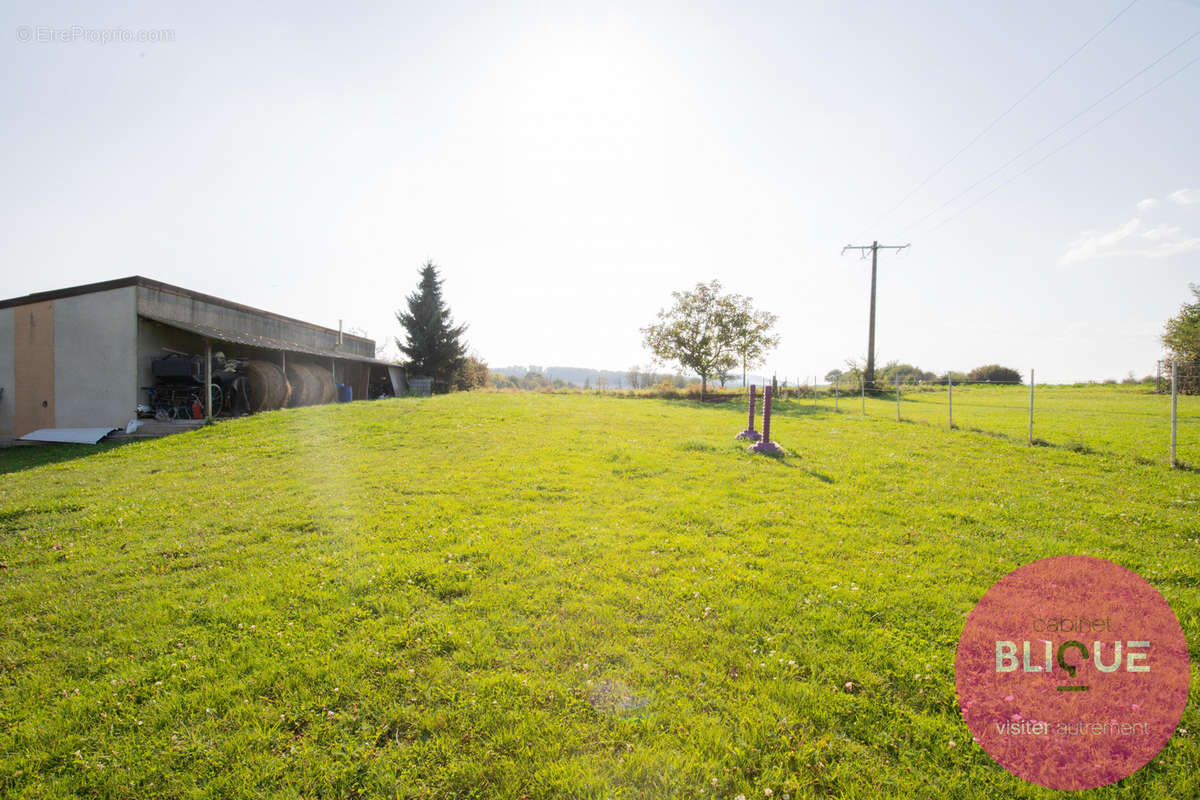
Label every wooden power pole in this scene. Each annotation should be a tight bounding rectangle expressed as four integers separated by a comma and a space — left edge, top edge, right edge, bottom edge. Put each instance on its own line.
841, 240, 909, 389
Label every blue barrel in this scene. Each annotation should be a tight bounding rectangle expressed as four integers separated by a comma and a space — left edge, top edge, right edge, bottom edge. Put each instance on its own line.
337, 383, 353, 403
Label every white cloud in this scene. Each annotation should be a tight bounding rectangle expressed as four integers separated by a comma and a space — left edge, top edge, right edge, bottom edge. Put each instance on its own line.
1136, 197, 1158, 211
1060, 216, 1200, 264
1168, 188, 1200, 206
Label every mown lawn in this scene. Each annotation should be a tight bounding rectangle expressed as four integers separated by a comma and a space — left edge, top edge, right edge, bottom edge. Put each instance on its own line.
0, 392, 1197, 799
814, 383, 1200, 467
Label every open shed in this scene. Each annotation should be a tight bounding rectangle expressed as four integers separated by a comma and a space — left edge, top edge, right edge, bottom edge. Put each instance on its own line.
0, 277, 404, 437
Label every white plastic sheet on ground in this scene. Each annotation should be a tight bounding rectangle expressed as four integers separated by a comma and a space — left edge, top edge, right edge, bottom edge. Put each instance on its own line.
18, 428, 118, 444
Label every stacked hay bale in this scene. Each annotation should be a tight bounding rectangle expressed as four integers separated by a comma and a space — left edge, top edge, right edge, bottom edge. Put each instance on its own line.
246, 360, 288, 411
284, 362, 336, 407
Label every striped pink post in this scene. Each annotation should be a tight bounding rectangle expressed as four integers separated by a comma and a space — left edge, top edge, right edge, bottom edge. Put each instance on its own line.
736, 384, 762, 441
750, 385, 784, 455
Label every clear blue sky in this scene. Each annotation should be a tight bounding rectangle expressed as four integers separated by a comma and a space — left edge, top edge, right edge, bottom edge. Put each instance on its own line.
3, 0, 1199, 382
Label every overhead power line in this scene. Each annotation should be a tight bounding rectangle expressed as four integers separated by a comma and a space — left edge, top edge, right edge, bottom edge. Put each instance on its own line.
904, 28, 1200, 233
930, 50, 1200, 231
871, 0, 1141, 228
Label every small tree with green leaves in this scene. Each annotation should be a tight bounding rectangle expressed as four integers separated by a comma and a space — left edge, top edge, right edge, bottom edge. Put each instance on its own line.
642, 281, 728, 398
1163, 284, 1200, 393
726, 293, 780, 388
395, 260, 468, 393
453, 355, 489, 391
1164, 284, 1200, 362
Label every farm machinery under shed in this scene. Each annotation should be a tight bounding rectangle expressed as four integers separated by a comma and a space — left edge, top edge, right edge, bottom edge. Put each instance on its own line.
143, 351, 377, 421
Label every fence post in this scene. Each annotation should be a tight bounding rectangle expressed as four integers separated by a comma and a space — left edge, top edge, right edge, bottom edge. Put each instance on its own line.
896, 381, 901, 422
835, 381, 839, 412
948, 375, 953, 430
1028, 369, 1034, 446
861, 376, 866, 415
1171, 362, 1178, 468
813, 375, 817, 407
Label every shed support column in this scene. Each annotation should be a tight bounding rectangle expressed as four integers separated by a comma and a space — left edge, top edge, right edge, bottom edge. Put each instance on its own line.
204, 340, 213, 421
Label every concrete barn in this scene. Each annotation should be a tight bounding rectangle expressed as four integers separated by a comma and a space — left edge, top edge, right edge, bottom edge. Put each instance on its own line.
0, 277, 403, 437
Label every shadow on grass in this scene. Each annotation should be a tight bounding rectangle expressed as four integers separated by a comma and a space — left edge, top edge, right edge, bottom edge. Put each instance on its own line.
763, 405, 829, 418
653, 394, 1180, 471
764, 445, 835, 482
735, 444, 834, 483
897, 417, 1174, 469
656, 397, 840, 419
0, 441, 130, 475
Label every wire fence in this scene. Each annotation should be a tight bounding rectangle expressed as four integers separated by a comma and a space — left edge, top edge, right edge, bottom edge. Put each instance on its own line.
757, 365, 1200, 469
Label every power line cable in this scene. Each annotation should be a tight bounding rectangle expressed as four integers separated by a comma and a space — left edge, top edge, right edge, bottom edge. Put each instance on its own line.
870, 0, 1141, 228
903, 28, 1200, 233
930, 50, 1200, 230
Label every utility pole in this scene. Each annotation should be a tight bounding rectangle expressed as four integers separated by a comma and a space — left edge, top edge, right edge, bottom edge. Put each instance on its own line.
841, 241, 909, 390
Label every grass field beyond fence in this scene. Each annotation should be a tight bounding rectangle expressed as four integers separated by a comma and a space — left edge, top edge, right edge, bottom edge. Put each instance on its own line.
1, 391, 1197, 798
803, 383, 1200, 467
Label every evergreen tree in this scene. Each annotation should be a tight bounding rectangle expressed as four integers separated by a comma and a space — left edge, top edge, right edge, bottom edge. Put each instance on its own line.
395, 260, 468, 392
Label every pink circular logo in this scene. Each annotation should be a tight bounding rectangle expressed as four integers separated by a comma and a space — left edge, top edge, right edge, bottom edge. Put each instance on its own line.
955, 555, 1190, 790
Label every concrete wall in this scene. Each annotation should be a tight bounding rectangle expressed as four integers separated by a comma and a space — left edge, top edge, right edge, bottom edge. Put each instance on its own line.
137, 285, 375, 358
0, 307, 13, 435
53, 287, 137, 429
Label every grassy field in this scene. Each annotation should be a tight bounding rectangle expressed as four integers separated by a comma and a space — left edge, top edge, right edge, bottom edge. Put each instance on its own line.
817, 382, 1200, 467
1, 391, 1197, 798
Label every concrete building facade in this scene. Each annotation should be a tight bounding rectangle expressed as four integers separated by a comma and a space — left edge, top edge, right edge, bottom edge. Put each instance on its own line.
0, 277, 401, 437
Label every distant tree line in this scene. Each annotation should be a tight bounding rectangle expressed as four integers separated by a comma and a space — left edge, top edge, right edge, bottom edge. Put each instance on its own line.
489, 371, 569, 391
828, 361, 1025, 387
624, 366, 690, 390
487, 367, 696, 392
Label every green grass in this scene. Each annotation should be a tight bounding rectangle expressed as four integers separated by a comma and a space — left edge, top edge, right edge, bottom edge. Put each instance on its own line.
813, 383, 1200, 466
0, 391, 1197, 798
0, 441, 128, 476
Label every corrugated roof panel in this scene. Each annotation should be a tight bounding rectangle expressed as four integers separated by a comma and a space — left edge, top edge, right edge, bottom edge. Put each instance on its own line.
138, 314, 396, 366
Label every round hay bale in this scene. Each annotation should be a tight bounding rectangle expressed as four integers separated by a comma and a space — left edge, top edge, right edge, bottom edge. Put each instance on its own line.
246, 360, 287, 411
313, 365, 336, 404
298, 362, 332, 406
285, 362, 314, 406
281, 362, 337, 406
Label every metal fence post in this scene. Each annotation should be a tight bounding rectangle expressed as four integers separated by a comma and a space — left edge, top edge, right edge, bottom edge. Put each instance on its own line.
861, 377, 866, 415
948, 375, 953, 430
1028, 369, 1034, 446
896, 381, 901, 422
1171, 362, 1178, 468
835, 381, 839, 412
